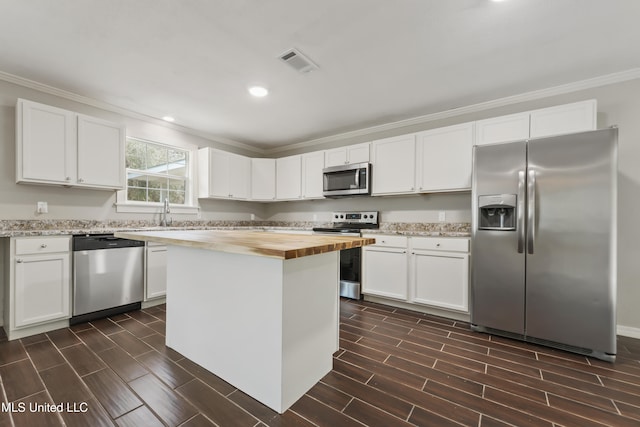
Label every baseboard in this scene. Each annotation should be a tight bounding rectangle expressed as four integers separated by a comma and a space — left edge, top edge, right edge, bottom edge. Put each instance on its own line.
617, 325, 640, 339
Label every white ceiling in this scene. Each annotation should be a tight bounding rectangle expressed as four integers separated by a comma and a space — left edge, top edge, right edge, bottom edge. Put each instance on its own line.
1, 0, 639, 150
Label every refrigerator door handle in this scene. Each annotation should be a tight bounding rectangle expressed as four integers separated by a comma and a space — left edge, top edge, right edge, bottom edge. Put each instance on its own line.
527, 169, 536, 254
517, 170, 526, 253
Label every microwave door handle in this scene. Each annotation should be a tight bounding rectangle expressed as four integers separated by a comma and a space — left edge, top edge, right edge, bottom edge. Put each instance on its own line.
354, 168, 359, 188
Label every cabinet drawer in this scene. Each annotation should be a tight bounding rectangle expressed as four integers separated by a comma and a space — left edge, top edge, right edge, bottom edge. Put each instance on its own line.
15, 236, 71, 255
411, 237, 469, 252
362, 234, 407, 248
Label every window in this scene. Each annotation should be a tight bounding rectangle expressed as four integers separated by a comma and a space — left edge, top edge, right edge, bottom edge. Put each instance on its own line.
125, 138, 189, 205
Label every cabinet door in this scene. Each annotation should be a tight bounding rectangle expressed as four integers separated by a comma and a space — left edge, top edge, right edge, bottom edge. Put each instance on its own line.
417, 123, 473, 192
529, 100, 596, 139
199, 148, 230, 198
17, 99, 75, 185
14, 253, 71, 327
251, 158, 276, 201
228, 153, 251, 199
412, 250, 469, 312
302, 151, 325, 199
371, 134, 416, 195
146, 245, 167, 300
475, 112, 530, 146
324, 148, 348, 167
362, 247, 408, 300
347, 143, 370, 164
77, 114, 125, 189
276, 155, 302, 200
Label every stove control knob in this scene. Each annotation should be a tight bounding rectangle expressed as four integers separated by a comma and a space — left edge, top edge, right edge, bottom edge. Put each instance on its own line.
340, 215, 344, 219
334, 214, 339, 219
363, 215, 368, 219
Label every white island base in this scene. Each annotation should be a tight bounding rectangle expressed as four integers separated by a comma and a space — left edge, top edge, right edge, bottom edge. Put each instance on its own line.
165, 245, 339, 414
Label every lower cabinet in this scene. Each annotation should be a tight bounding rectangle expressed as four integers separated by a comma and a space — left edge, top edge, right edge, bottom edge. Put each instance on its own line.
411, 237, 469, 312
145, 242, 167, 300
4, 236, 72, 339
362, 234, 470, 313
362, 236, 408, 300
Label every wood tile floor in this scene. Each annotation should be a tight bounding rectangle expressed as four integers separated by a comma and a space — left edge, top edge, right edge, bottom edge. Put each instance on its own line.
1, 299, 639, 426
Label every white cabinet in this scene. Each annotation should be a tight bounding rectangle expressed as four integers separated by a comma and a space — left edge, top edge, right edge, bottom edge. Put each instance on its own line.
410, 238, 469, 312
475, 100, 597, 146
4, 236, 71, 339
475, 112, 530, 146
371, 134, 416, 195
529, 99, 597, 139
251, 158, 276, 201
416, 122, 474, 192
362, 235, 408, 300
16, 99, 125, 190
145, 242, 167, 300
276, 155, 302, 200
324, 142, 370, 167
76, 114, 125, 188
302, 151, 325, 199
361, 234, 470, 314
198, 147, 251, 200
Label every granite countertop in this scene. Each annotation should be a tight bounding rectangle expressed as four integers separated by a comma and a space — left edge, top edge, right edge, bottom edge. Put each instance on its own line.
114, 229, 375, 260
0, 220, 471, 238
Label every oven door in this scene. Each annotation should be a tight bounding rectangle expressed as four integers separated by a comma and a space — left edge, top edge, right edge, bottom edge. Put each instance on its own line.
313, 230, 362, 300
323, 163, 370, 197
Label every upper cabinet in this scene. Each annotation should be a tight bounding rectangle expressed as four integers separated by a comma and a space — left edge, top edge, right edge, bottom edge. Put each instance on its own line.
475, 99, 597, 146
301, 151, 325, 199
198, 147, 251, 200
475, 112, 530, 146
371, 134, 416, 195
416, 122, 474, 192
276, 155, 302, 200
529, 99, 597, 139
16, 99, 125, 190
251, 158, 276, 201
324, 142, 370, 167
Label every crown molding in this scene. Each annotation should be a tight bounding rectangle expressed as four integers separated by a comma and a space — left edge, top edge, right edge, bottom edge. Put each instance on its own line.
3, 67, 640, 157
264, 67, 640, 155
0, 70, 264, 155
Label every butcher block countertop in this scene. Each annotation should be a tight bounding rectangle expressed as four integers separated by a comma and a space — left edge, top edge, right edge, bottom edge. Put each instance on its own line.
114, 229, 375, 260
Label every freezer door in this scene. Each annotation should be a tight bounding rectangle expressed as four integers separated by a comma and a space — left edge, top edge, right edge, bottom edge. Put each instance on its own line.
471, 141, 527, 334
526, 128, 617, 354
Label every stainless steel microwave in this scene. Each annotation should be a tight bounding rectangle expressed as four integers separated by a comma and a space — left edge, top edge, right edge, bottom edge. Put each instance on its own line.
322, 162, 371, 197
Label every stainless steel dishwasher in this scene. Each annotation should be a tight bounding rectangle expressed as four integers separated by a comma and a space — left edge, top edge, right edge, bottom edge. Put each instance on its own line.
72, 234, 145, 324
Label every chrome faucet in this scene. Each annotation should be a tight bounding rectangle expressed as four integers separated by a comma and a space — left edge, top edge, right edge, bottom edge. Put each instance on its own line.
160, 197, 172, 227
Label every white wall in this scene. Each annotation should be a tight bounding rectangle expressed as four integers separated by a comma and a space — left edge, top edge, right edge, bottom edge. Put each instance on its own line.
0, 79, 267, 222
267, 78, 640, 335
2, 75, 639, 334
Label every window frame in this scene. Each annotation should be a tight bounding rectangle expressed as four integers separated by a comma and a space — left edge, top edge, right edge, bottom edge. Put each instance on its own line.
115, 136, 199, 215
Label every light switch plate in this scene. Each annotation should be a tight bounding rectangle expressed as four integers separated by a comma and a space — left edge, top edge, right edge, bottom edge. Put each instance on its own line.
37, 201, 48, 214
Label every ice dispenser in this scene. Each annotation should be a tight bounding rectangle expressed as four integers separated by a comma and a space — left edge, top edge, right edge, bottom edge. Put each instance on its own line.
478, 194, 517, 230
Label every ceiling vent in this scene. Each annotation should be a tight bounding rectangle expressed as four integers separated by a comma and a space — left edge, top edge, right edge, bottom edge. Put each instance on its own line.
278, 48, 319, 74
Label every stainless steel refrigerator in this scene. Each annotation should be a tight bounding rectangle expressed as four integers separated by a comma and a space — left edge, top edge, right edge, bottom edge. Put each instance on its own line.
471, 128, 617, 362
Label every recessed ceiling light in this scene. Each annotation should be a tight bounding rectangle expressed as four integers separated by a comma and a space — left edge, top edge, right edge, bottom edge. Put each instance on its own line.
248, 86, 269, 97
162, 116, 175, 122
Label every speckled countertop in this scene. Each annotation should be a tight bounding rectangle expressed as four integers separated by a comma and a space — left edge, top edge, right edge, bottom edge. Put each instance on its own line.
0, 220, 470, 238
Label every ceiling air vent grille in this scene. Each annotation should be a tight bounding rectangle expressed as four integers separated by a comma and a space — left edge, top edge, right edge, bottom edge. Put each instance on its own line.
278, 48, 319, 74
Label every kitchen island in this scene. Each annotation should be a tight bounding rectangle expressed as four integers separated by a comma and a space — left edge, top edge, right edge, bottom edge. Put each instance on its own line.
114, 229, 374, 413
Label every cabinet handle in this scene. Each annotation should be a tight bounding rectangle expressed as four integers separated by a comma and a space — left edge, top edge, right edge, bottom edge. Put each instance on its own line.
40, 244, 47, 248
16, 259, 23, 263
436, 243, 441, 247
66, 177, 71, 181
78, 178, 84, 183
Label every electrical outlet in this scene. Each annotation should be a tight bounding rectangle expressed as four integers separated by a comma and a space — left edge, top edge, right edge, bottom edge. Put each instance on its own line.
37, 201, 48, 214
313, 214, 318, 221
250, 214, 255, 221
438, 211, 446, 222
